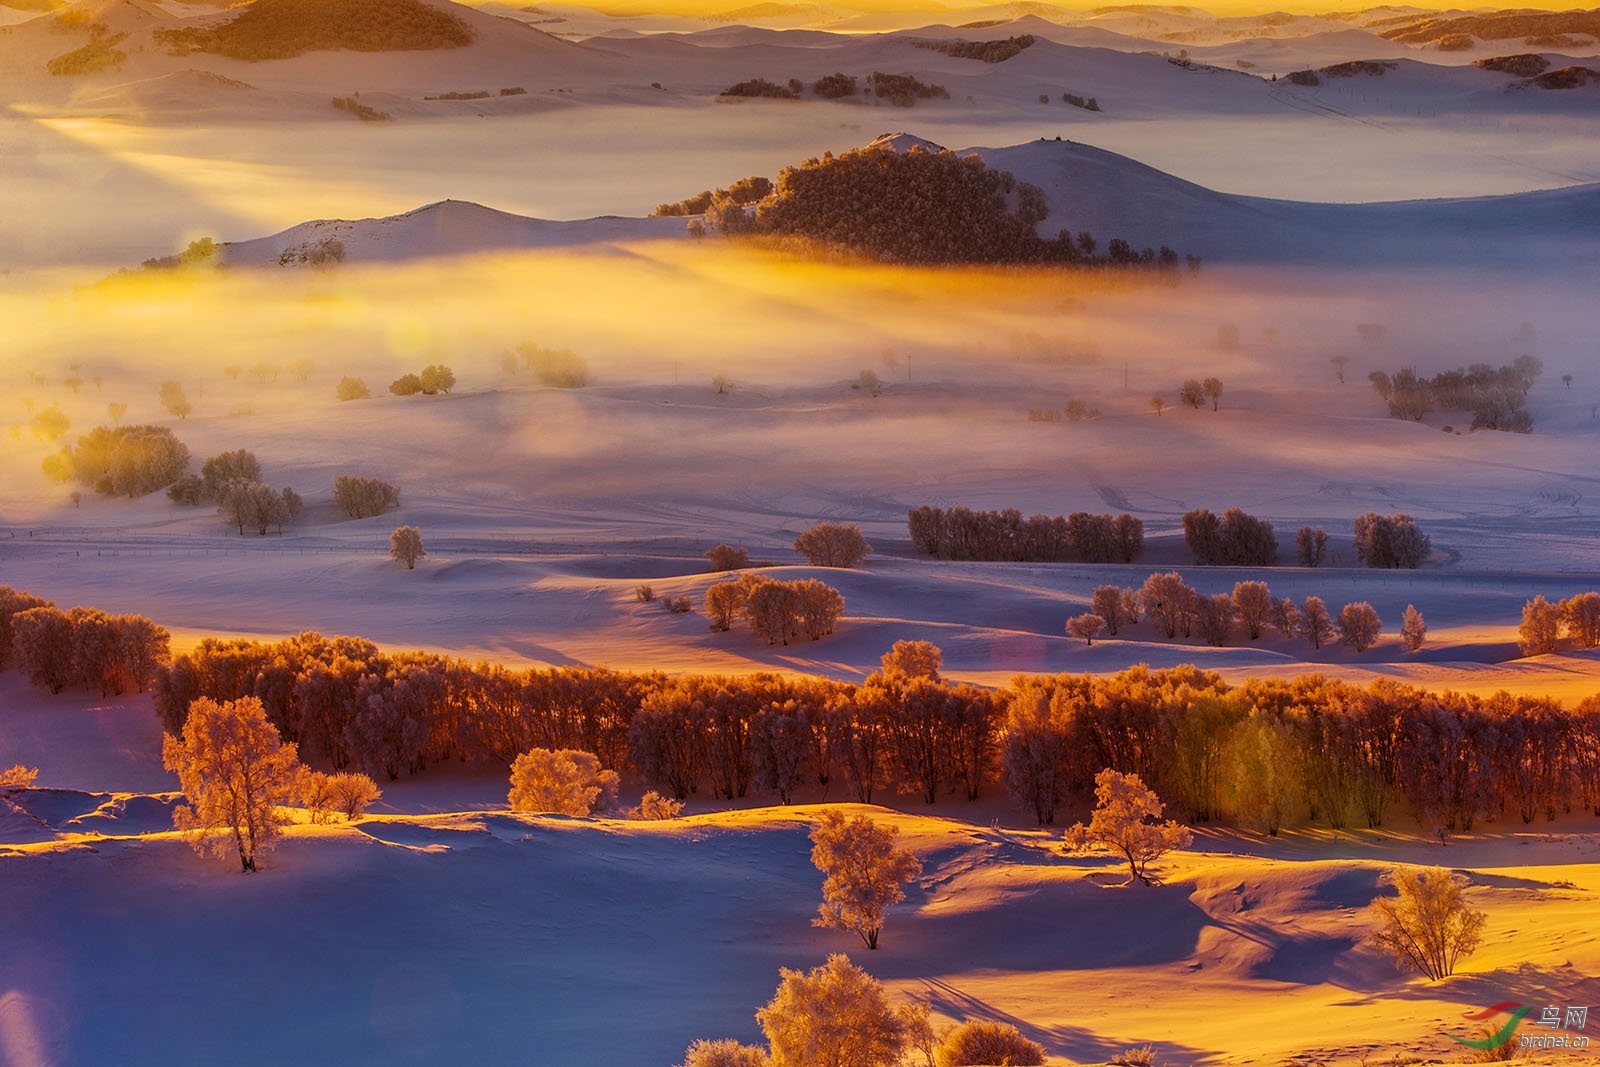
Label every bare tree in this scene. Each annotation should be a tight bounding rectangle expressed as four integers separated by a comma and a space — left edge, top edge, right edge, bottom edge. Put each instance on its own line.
390, 526, 425, 569
794, 522, 872, 567
810, 809, 922, 949
1202, 376, 1223, 411
1064, 768, 1192, 885
159, 381, 192, 420
1092, 585, 1125, 635
1400, 604, 1427, 651
1331, 355, 1349, 383
507, 747, 620, 815
1369, 866, 1486, 980
1336, 602, 1382, 652
1179, 379, 1205, 409
162, 696, 301, 872
333, 475, 399, 518
1195, 593, 1235, 646
1149, 396, 1165, 418
705, 581, 744, 632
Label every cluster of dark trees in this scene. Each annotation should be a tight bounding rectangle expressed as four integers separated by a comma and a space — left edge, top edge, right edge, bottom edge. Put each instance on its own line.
1353, 512, 1431, 568
1369, 356, 1541, 431
389, 364, 455, 396
1004, 669, 1600, 835
168, 449, 303, 535
332, 475, 399, 519
869, 72, 950, 104
0, 587, 170, 696
331, 96, 389, 122
1078, 576, 1403, 652
907, 506, 1143, 563
46, 24, 127, 77
154, 0, 473, 60
913, 34, 1034, 62
719, 78, 806, 99
653, 176, 772, 218
704, 574, 845, 644
1182, 507, 1277, 566
117, 630, 1600, 836
702, 144, 1188, 267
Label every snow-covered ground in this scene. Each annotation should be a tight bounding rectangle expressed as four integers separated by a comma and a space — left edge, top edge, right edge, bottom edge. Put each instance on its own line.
3, 0, 1600, 1062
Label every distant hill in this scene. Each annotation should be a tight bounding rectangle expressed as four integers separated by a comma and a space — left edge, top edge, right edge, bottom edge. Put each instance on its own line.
1377, 9, 1600, 47
154, 0, 475, 60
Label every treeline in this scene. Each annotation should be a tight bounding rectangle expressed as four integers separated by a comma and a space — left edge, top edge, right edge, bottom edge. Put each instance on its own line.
907, 506, 1143, 563
914, 34, 1034, 62
1, 588, 170, 696
717, 72, 950, 105
1076, 576, 1405, 652
155, 0, 474, 60
1182, 507, 1276, 565
719, 144, 1188, 267
1004, 669, 1600, 834
1369, 356, 1541, 431
7, 599, 1597, 835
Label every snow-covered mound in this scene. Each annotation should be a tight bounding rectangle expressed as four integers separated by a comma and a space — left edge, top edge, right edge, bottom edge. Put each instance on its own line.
221, 199, 693, 266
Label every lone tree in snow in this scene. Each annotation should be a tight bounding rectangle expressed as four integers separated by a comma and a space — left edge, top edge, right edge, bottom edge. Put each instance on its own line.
1400, 604, 1427, 651
390, 525, 425, 569
1149, 396, 1165, 418
935, 1021, 1046, 1067
507, 747, 620, 816
794, 521, 872, 568
1066, 613, 1104, 646
810, 809, 922, 950
1203, 376, 1224, 411
1336, 601, 1382, 652
1065, 768, 1192, 885
1179, 379, 1205, 409
756, 954, 906, 1067
1369, 866, 1486, 981
162, 696, 301, 872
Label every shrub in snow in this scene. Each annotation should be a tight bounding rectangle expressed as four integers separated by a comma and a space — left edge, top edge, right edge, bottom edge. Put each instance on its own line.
1064, 768, 1192, 885
793, 521, 871, 568
1369, 866, 1486, 980
706, 544, 752, 572
628, 791, 684, 820
507, 747, 619, 816
0, 765, 39, 789
335, 376, 370, 401
757, 954, 905, 1067
679, 1039, 771, 1067
810, 809, 921, 950
1400, 604, 1427, 651
934, 1020, 1045, 1067
333, 474, 399, 518
163, 696, 301, 872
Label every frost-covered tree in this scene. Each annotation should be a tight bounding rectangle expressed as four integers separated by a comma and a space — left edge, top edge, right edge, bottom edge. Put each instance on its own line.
628, 790, 685, 820
12, 605, 75, 693
0, 765, 39, 788
1203, 376, 1224, 411
329, 772, 382, 819
1195, 593, 1235, 647
1179, 378, 1205, 409
810, 809, 922, 950
1297, 595, 1336, 650
200, 449, 261, 500
1232, 581, 1272, 640
1518, 595, 1562, 655
1138, 572, 1193, 639
1294, 526, 1329, 567
389, 373, 423, 396
752, 700, 812, 804
1001, 681, 1078, 825
1353, 512, 1430, 568
1066, 613, 1104, 646
791, 579, 845, 641
1562, 592, 1600, 648
390, 525, 425, 569
335, 376, 370, 401
1400, 604, 1427, 651
418, 364, 455, 395
705, 581, 745, 632
507, 747, 620, 816
934, 1021, 1045, 1067
706, 544, 752, 571
219, 481, 298, 536
1369, 866, 1486, 980
679, 1039, 771, 1067
1064, 768, 1192, 885
1336, 602, 1382, 652
1270, 596, 1300, 637
1182, 509, 1222, 564
757, 954, 905, 1067
162, 696, 301, 872
1092, 584, 1125, 636
794, 522, 872, 568
159, 380, 192, 420
879, 640, 942, 683
333, 474, 399, 518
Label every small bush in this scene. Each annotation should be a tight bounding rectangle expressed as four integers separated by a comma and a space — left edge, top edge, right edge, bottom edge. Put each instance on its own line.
1369, 866, 1486, 980
665, 596, 694, 614
720, 78, 796, 99
793, 521, 871, 568
333, 475, 399, 518
706, 544, 751, 571
389, 373, 423, 396
336, 376, 371, 401
508, 747, 619, 815
0, 765, 40, 789
629, 791, 685, 820
635, 584, 656, 602
934, 1021, 1045, 1067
